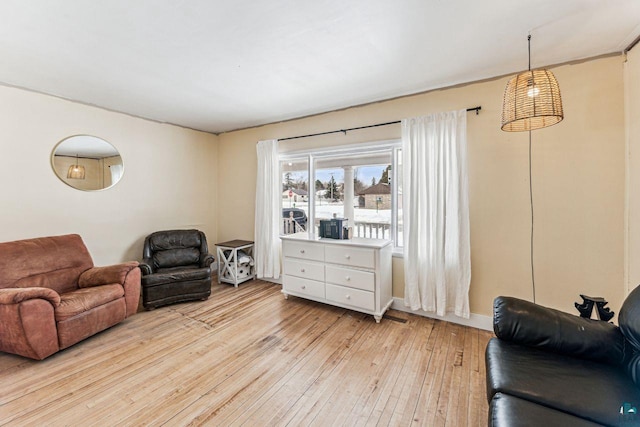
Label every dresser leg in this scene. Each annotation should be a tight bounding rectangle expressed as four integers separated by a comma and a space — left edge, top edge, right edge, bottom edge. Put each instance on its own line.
283, 293, 289, 300
374, 315, 382, 323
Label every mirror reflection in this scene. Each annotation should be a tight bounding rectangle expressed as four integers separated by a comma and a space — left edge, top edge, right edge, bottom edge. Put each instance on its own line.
51, 135, 124, 191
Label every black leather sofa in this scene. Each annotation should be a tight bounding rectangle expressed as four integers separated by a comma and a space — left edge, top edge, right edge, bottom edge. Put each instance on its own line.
140, 229, 214, 309
486, 287, 640, 426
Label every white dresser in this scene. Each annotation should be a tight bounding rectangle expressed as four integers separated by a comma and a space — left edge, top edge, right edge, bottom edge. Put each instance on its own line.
281, 233, 393, 323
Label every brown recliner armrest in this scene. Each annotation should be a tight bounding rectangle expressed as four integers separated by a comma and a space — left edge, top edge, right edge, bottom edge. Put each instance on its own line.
0, 288, 60, 360
78, 262, 141, 317
78, 261, 140, 287
0, 287, 61, 306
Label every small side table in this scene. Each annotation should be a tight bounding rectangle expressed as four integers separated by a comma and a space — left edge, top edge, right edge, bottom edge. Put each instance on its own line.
216, 240, 255, 287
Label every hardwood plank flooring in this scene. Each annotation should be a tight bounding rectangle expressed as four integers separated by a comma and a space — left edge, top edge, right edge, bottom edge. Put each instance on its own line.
0, 279, 493, 426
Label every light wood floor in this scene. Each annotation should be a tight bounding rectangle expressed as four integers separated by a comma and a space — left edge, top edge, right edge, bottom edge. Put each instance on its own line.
0, 279, 493, 426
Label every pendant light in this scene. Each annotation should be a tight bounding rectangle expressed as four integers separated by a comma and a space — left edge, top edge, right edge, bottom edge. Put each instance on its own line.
67, 154, 86, 179
500, 34, 564, 304
501, 35, 564, 132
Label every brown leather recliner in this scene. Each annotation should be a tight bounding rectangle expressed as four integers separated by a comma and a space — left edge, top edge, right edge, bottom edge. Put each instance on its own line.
0, 234, 140, 360
140, 230, 214, 310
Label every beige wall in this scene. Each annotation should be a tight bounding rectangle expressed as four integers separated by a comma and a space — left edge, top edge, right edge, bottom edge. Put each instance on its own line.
0, 85, 218, 266
627, 45, 640, 294
218, 55, 626, 318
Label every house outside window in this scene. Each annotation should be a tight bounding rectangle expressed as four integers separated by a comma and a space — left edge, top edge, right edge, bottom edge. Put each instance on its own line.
279, 140, 403, 251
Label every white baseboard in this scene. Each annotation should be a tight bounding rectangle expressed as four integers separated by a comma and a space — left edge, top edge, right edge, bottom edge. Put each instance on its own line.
253, 280, 493, 331
390, 297, 493, 331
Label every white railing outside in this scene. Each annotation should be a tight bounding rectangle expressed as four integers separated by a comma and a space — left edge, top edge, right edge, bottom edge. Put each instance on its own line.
352, 221, 391, 239
282, 217, 306, 235
283, 216, 390, 240
313, 219, 391, 239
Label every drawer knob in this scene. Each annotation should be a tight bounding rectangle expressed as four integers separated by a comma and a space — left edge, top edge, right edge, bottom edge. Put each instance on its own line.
346, 294, 351, 300
301, 285, 306, 290
345, 276, 351, 281
300, 268, 305, 273
300, 249, 305, 254
345, 255, 351, 259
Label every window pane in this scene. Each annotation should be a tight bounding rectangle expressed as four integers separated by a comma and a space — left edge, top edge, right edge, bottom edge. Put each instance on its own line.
281, 158, 309, 235
314, 152, 392, 240
313, 165, 344, 236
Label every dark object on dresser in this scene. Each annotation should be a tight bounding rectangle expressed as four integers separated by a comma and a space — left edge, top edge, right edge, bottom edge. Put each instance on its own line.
0, 234, 140, 360
140, 229, 214, 309
486, 289, 640, 426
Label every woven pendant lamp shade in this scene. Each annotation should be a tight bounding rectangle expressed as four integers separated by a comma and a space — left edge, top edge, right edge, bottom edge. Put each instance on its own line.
501, 68, 563, 132
67, 164, 86, 179
67, 154, 86, 179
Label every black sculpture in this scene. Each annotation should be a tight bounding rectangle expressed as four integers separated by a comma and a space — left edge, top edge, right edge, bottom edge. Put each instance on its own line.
575, 294, 614, 321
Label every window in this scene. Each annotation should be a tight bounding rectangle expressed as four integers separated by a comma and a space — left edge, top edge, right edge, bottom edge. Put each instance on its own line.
281, 157, 309, 235
280, 141, 403, 250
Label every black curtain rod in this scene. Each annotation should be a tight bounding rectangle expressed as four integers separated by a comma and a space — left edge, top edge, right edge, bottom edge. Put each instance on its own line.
278, 106, 481, 141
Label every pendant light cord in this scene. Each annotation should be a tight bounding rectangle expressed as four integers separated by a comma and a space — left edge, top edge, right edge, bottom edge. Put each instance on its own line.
528, 33, 536, 303
529, 130, 536, 303
527, 34, 532, 71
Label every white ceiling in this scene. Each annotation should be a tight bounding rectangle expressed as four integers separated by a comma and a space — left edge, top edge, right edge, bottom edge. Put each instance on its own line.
0, 1, 638, 134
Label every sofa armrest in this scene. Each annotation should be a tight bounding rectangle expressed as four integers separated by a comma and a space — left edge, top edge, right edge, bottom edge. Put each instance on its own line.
0, 288, 60, 359
0, 287, 60, 307
78, 261, 139, 288
78, 262, 140, 317
139, 258, 155, 276
0, 288, 60, 360
200, 254, 215, 268
493, 296, 628, 365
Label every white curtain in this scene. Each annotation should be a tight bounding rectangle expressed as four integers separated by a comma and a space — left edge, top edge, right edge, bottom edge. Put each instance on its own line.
402, 110, 471, 318
254, 139, 281, 279
109, 164, 123, 185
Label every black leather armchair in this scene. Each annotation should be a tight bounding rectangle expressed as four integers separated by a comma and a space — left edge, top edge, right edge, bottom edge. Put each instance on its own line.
486, 290, 640, 426
140, 229, 214, 310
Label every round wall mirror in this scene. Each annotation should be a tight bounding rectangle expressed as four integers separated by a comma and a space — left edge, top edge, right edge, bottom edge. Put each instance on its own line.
51, 135, 124, 191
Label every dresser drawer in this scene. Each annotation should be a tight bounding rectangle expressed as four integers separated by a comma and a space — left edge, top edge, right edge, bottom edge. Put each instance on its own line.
283, 258, 325, 281
325, 245, 375, 269
326, 284, 374, 312
325, 265, 375, 292
283, 241, 324, 261
283, 276, 325, 299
